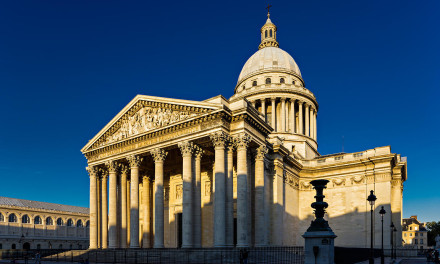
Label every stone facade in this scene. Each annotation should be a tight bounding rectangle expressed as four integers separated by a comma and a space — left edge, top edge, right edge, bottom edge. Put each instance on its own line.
402, 216, 428, 249
0, 197, 89, 250
81, 12, 407, 249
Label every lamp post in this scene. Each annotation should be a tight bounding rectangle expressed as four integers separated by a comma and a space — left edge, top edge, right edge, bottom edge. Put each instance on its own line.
379, 206, 386, 264
390, 222, 395, 261
367, 190, 377, 264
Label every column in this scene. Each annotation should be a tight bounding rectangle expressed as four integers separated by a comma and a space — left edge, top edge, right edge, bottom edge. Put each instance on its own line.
310, 107, 314, 138
193, 146, 203, 248
127, 154, 143, 248
235, 133, 251, 247
225, 141, 234, 247
290, 100, 296, 133
179, 141, 195, 248
298, 101, 304, 135
142, 176, 151, 248
101, 172, 108, 249
120, 165, 128, 248
151, 149, 167, 248
87, 166, 98, 249
305, 104, 310, 137
107, 161, 118, 248
314, 110, 318, 140
97, 175, 101, 248
271, 97, 276, 131
210, 132, 227, 247
281, 98, 286, 132
261, 99, 266, 122
255, 146, 268, 246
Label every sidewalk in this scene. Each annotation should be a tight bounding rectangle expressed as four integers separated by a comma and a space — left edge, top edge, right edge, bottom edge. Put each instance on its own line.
355, 257, 403, 264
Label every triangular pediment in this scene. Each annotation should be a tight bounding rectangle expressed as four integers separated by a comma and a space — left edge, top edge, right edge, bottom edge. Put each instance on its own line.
82, 95, 222, 153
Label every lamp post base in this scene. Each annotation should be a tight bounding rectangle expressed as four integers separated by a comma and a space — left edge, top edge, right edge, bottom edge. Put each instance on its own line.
303, 230, 337, 264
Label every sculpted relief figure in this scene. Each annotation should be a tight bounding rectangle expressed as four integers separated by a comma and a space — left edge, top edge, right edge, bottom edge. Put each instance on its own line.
103, 106, 198, 146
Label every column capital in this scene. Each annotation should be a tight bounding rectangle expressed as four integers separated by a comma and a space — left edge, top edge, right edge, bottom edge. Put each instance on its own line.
142, 175, 151, 182
178, 141, 196, 157
126, 155, 143, 168
86, 166, 98, 178
255, 145, 268, 160
105, 160, 119, 173
270, 97, 277, 102
120, 164, 129, 174
151, 148, 168, 162
195, 146, 204, 159
210, 131, 228, 149
297, 100, 304, 105
280, 97, 286, 102
234, 133, 251, 149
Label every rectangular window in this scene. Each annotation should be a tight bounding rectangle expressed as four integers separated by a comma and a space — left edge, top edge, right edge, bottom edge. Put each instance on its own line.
421, 239, 423, 244
410, 233, 412, 237
420, 233, 423, 237
404, 233, 407, 237
415, 233, 418, 236
415, 239, 418, 244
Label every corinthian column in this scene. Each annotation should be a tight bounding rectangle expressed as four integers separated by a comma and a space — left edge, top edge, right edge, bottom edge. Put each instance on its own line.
290, 100, 296, 133
107, 161, 119, 248
151, 149, 167, 248
235, 133, 251, 247
255, 146, 268, 246
281, 98, 286, 132
101, 171, 108, 249
225, 140, 235, 247
127, 155, 143, 248
120, 165, 128, 248
309, 107, 314, 138
142, 176, 151, 248
194, 146, 204, 248
298, 101, 304, 135
271, 97, 276, 131
178, 141, 196, 248
87, 166, 98, 249
305, 104, 310, 137
314, 111, 318, 140
210, 132, 228, 247
261, 99, 266, 122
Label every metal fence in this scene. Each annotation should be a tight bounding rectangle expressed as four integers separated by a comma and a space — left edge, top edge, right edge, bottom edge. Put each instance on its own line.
0, 247, 304, 264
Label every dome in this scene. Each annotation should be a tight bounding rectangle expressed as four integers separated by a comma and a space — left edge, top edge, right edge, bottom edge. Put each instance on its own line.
237, 47, 302, 85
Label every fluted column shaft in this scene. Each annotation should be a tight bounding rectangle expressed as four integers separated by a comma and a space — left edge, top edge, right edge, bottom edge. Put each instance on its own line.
179, 142, 195, 248
107, 161, 118, 248
271, 98, 276, 131
255, 146, 268, 246
194, 148, 203, 248
210, 133, 227, 247
142, 176, 151, 248
314, 111, 318, 140
236, 134, 251, 247
261, 100, 266, 122
87, 167, 98, 249
120, 167, 128, 248
305, 104, 310, 137
128, 155, 142, 248
151, 149, 167, 248
310, 107, 314, 138
281, 98, 286, 132
298, 101, 304, 135
225, 143, 234, 247
290, 100, 296, 133
101, 174, 108, 249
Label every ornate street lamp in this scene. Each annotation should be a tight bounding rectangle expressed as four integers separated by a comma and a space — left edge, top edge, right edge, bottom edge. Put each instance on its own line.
379, 206, 386, 264
390, 222, 395, 260
367, 190, 377, 264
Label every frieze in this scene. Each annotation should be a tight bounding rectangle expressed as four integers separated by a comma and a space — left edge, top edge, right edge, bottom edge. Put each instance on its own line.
351, 175, 365, 184
300, 181, 312, 190
332, 178, 346, 187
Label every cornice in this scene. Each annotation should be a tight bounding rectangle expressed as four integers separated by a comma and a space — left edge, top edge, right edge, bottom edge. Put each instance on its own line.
0, 205, 89, 217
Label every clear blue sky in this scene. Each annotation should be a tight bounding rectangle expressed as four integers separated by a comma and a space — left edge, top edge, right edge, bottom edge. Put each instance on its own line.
1, 1, 439, 222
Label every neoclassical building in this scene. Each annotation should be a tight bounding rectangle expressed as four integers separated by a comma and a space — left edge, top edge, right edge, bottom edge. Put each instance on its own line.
0, 197, 89, 250
82, 12, 407, 249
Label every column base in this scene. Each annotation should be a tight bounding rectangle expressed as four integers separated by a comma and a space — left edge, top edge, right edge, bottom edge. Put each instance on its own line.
182, 244, 194, 249
153, 245, 164, 249
129, 245, 140, 249
236, 243, 249, 248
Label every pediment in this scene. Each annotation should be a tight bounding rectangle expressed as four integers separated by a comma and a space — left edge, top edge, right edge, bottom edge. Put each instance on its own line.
82, 95, 221, 153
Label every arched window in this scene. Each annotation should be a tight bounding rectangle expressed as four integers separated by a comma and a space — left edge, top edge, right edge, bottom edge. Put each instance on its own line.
0, 244, 2, 249
86, 220, 90, 227
266, 78, 271, 84
37, 244, 41, 250
46, 217, 53, 225
11, 244, 16, 249
252, 81, 257, 87
0, 213, 4, 222
8, 214, 17, 223
270, 29, 273, 37
292, 80, 296, 85
56, 218, 63, 226
22, 215, 30, 224
76, 220, 83, 227
67, 219, 73, 227
34, 216, 42, 225
265, 30, 268, 38
59, 244, 63, 249
69, 244, 73, 250
280, 78, 285, 84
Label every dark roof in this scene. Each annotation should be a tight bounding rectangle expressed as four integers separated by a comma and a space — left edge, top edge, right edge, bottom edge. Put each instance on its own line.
402, 217, 427, 231
0, 197, 89, 215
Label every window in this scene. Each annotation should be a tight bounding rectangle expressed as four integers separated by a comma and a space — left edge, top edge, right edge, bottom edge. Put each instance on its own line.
265, 78, 271, 84
410, 233, 412, 237
280, 78, 285, 83
0, 213, 4, 222
410, 227, 412, 230
69, 244, 73, 250
404, 233, 407, 237
415, 233, 418, 236
421, 239, 424, 244
420, 233, 423, 237
67, 219, 73, 227
0, 244, 2, 249
414, 239, 418, 244
270, 29, 273, 37
37, 244, 41, 250
22, 215, 30, 224
77, 220, 83, 227
8, 214, 17, 223
34, 216, 42, 225
86, 220, 90, 227
252, 81, 257, 87
46, 217, 53, 225
59, 244, 63, 249
415, 226, 418, 230
292, 80, 296, 85
265, 30, 267, 38
11, 244, 16, 250
56, 218, 63, 226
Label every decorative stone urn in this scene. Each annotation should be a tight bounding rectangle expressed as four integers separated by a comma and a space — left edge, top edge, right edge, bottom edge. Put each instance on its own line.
302, 179, 337, 264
